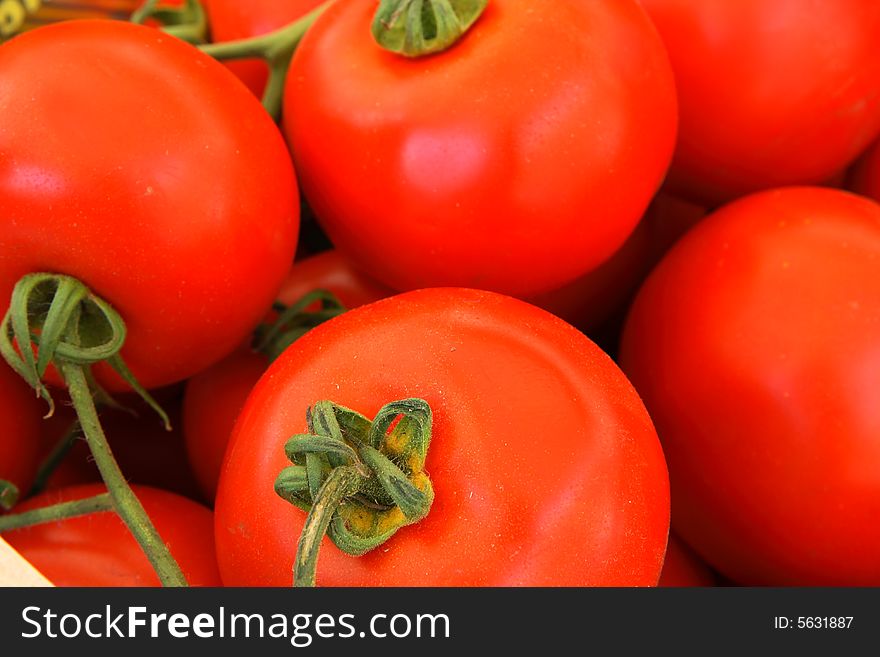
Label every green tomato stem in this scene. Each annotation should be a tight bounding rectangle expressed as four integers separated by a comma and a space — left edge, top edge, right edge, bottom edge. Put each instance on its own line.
276, 398, 434, 587
0, 272, 185, 587
0, 479, 19, 511
372, 0, 489, 57
294, 466, 365, 587
29, 419, 81, 497
253, 289, 346, 362
198, 0, 332, 120
0, 493, 113, 532
60, 361, 188, 587
131, 0, 208, 45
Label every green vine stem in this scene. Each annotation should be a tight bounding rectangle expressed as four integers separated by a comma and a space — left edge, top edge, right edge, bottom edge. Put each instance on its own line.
0, 0, 40, 41
131, 0, 208, 44
0, 493, 113, 531
275, 398, 434, 587
372, 0, 488, 57
192, 0, 489, 119
292, 466, 365, 587
29, 419, 81, 496
0, 273, 186, 587
0, 479, 19, 511
253, 290, 347, 362
198, 1, 332, 120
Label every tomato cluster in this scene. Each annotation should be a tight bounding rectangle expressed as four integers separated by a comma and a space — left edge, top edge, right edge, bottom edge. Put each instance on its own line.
1, 0, 878, 588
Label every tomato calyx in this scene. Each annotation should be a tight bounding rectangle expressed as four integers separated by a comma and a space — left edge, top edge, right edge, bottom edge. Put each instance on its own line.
198, 1, 332, 120
1, 273, 167, 423
131, 0, 208, 45
275, 398, 434, 587
253, 290, 347, 362
0, 479, 18, 511
372, 0, 489, 57
0, 273, 187, 586
0, 0, 39, 42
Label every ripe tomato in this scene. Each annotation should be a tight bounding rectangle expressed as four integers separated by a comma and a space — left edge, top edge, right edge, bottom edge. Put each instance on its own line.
183, 250, 392, 501
0, 363, 42, 505
638, 0, 880, 204
284, 0, 677, 297
272, 250, 394, 312
658, 534, 716, 587
620, 187, 880, 585
0, 21, 299, 390
202, 0, 326, 97
4, 483, 222, 586
215, 288, 669, 586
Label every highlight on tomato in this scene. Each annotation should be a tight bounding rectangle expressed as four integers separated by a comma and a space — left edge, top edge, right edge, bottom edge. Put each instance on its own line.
215, 288, 670, 587
621, 187, 880, 585
0, 19, 299, 586
283, 0, 678, 297
0, 20, 298, 391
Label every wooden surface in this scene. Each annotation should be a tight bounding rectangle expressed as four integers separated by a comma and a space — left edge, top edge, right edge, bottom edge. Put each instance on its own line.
0, 536, 53, 587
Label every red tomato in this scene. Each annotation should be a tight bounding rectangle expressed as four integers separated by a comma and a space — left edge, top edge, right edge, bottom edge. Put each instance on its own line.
4, 483, 222, 586
658, 534, 716, 587
0, 21, 298, 390
272, 250, 394, 312
202, 0, 326, 97
183, 251, 392, 501
620, 187, 880, 585
638, 0, 880, 205
215, 288, 670, 586
0, 364, 42, 504
284, 0, 677, 297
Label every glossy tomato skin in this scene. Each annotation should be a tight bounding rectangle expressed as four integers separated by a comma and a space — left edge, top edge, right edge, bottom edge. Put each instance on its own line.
0, 21, 299, 390
216, 288, 670, 586
638, 0, 880, 205
203, 0, 326, 97
0, 364, 42, 499
184, 349, 269, 503
183, 251, 392, 501
620, 187, 880, 585
284, 0, 677, 297
5, 484, 222, 586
